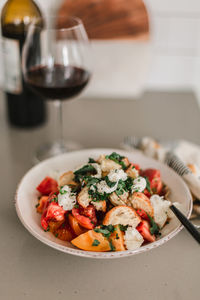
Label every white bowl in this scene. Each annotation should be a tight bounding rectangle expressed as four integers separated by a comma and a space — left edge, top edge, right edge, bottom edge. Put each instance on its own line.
15, 148, 192, 259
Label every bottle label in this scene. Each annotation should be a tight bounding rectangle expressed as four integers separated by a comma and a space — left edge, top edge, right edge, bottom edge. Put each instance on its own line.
2, 38, 22, 94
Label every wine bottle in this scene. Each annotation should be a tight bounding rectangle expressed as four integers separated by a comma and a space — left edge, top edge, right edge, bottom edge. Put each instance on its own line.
1, 0, 46, 128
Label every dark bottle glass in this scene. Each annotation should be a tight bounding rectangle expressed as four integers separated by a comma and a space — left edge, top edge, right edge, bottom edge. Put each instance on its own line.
1, 0, 46, 128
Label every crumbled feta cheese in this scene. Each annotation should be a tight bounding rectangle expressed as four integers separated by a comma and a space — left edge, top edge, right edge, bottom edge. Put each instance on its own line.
90, 163, 102, 178
108, 169, 127, 182
58, 185, 76, 211
90, 185, 96, 192
97, 180, 118, 194
150, 194, 171, 228
132, 176, 146, 193
124, 227, 144, 250
96, 169, 128, 194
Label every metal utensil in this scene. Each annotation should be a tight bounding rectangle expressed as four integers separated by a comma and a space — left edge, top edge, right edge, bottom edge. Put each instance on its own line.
170, 204, 200, 244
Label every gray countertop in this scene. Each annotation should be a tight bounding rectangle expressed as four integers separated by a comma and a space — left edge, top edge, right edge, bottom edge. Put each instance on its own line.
0, 91, 199, 300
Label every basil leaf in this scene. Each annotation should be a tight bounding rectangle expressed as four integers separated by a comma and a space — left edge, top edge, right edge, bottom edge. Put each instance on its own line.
74, 165, 96, 176
68, 184, 80, 194
144, 177, 152, 194
94, 228, 111, 238
109, 240, 116, 251
105, 176, 117, 188
106, 224, 116, 233
119, 224, 128, 232
92, 239, 100, 246
94, 225, 116, 238
115, 179, 126, 196
147, 214, 160, 235
116, 233, 120, 240
105, 152, 126, 170
59, 189, 67, 195
85, 177, 100, 187
124, 177, 134, 192
88, 158, 96, 163
106, 152, 124, 161
88, 187, 110, 202
74, 165, 96, 182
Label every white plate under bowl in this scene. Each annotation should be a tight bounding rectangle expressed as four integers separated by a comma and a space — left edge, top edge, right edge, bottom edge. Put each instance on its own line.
15, 148, 192, 259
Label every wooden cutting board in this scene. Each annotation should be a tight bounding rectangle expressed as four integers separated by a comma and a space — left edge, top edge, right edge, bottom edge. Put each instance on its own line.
58, 0, 149, 40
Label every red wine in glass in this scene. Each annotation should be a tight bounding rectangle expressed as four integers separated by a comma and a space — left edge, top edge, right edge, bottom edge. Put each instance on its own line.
26, 64, 90, 100
22, 15, 91, 162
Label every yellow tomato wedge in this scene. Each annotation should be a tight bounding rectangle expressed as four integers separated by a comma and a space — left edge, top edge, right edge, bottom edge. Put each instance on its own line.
71, 225, 126, 252
71, 230, 111, 252
54, 225, 74, 242
48, 220, 64, 233
110, 225, 126, 251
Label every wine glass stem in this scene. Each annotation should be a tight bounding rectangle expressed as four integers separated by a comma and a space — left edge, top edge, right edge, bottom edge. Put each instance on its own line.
54, 100, 64, 147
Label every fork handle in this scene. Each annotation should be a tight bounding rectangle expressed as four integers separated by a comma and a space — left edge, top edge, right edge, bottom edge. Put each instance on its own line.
170, 205, 200, 244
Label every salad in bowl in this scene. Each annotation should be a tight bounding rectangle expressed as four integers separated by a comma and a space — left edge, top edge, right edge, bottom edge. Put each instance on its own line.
35, 152, 176, 252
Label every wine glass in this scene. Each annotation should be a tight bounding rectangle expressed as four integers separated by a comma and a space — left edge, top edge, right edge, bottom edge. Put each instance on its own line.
22, 15, 91, 162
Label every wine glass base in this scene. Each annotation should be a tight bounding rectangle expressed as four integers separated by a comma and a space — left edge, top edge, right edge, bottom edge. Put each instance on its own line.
33, 140, 82, 164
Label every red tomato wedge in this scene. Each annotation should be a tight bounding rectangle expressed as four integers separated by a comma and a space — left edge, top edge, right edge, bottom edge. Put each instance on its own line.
136, 220, 155, 243
37, 176, 58, 196
141, 169, 163, 196
41, 202, 66, 231
81, 205, 97, 224
54, 223, 75, 241
136, 209, 150, 221
72, 205, 97, 230
142, 169, 161, 181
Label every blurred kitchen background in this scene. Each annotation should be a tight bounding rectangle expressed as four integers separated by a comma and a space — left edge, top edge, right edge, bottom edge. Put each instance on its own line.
0, 0, 200, 150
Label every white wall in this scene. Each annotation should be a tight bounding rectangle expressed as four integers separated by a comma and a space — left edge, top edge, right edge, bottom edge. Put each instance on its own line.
144, 0, 200, 91
1, 0, 200, 99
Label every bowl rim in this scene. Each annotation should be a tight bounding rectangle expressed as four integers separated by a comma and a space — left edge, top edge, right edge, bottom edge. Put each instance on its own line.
15, 148, 193, 259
